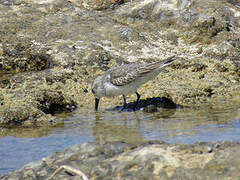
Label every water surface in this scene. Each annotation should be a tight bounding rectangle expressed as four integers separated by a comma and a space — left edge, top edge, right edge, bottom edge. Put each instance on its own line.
1, 103, 240, 175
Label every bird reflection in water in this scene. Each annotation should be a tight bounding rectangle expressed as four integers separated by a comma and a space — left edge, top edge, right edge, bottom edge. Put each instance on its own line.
92, 106, 177, 145
93, 112, 145, 145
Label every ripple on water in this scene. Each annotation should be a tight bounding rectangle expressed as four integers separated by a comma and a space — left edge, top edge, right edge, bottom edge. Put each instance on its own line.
0, 102, 240, 175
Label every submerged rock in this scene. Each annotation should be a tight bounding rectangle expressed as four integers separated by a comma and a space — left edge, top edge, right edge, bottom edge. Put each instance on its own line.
143, 104, 158, 113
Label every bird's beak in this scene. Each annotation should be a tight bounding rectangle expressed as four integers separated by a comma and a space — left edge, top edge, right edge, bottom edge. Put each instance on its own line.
95, 98, 100, 111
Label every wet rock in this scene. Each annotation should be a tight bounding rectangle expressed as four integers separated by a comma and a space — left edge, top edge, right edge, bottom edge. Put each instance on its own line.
192, 63, 207, 72
89, 0, 129, 10
0, 72, 11, 89
0, 86, 76, 127
35, 90, 76, 115
111, 97, 178, 112
0, 40, 52, 72
0, 43, 3, 55
142, 104, 158, 113
2, 141, 240, 179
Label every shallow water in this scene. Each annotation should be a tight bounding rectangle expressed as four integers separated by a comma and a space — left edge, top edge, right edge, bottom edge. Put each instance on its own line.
1, 103, 240, 175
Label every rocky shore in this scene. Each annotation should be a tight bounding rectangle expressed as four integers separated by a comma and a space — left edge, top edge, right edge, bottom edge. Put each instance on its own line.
2, 141, 240, 180
0, 0, 240, 179
0, 0, 239, 127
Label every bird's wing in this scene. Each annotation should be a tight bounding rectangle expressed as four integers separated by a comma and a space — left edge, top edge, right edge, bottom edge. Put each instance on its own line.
109, 63, 144, 86
110, 56, 176, 86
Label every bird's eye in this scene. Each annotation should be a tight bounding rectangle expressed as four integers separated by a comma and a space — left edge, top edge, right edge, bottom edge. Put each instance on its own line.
92, 89, 95, 94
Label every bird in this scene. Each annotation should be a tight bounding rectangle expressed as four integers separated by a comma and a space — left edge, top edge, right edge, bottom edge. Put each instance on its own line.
91, 56, 176, 111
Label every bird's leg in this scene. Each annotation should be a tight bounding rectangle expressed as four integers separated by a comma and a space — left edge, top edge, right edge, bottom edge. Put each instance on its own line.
120, 95, 127, 111
133, 92, 140, 111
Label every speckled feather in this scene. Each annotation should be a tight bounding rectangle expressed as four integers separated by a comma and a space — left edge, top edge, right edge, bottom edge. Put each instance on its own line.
109, 56, 176, 86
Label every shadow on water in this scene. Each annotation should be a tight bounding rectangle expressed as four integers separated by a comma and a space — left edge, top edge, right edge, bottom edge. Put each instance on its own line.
107, 96, 182, 112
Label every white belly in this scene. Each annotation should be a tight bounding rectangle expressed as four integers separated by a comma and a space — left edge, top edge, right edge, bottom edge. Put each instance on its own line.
104, 82, 135, 97
104, 76, 152, 97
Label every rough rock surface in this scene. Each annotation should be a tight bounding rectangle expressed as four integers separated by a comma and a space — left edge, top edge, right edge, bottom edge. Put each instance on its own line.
0, 0, 240, 126
1, 141, 240, 180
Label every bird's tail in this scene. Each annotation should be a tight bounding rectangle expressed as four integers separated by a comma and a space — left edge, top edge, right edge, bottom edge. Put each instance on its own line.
147, 56, 176, 70
132, 56, 177, 77
163, 56, 176, 64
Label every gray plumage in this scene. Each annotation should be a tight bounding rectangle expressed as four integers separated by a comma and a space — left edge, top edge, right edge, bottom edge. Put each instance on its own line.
110, 57, 175, 86
92, 56, 176, 111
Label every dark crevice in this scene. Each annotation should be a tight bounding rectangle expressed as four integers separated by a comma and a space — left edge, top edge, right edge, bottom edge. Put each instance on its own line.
108, 97, 183, 112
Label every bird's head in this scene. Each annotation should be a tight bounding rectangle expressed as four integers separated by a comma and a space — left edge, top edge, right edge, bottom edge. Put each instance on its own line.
91, 75, 105, 111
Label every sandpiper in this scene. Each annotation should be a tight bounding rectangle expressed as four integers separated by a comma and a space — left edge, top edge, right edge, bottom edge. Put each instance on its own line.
91, 56, 176, 111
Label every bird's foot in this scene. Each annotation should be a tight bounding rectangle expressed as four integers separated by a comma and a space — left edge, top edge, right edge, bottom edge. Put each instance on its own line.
119, 105, 127, 112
